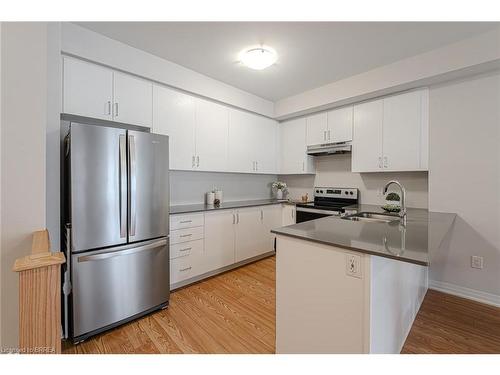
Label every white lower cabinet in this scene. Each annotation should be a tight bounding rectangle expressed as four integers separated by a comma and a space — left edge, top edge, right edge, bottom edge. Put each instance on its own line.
281, 204, 296, 226
203, 210, 236, 272
235, 207, 268, 263
170, 203, 285, 287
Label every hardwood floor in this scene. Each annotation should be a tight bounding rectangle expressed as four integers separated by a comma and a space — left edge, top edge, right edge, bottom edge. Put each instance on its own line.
63, 256, 500, 354
401, 289, 500, 354
63, 256, 276, 354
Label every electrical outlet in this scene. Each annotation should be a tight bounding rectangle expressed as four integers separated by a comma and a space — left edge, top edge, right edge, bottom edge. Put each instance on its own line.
471, 256, 484, 269
346, 254, 362, 278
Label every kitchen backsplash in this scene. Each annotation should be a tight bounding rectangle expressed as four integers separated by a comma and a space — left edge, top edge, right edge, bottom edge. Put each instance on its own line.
280, 154, 429, 208
170, 171, 277, 205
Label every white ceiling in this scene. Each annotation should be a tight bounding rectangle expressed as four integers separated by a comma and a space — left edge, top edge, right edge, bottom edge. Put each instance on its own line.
77, 22, 498, 101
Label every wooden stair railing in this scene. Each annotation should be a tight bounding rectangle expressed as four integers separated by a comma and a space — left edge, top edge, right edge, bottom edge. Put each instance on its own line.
12, 229, 66, 354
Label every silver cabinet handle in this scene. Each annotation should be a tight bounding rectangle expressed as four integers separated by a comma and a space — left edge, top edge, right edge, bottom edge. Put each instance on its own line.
180, 233, 192, 238
180, 267, 192, 272
302, 161, 305, 172
119, 134, 127, 238
192, 156, 195, 168
180, 220, 192, 224
237, 212, 240, 224
323, 130, 327, 141
292, 210, 295, 219
232, 213, 235, 224
196, 155, 200, 167
328, 129, 331, 140
129, 135, 137, 237
384, 156, 388, 168
256, 161, 258, 171
114, 102, 119, 117
260, 209, 264, 221
378, 157, 383, 169
179, 247, 191, 252
107, 101, 112, 115
78, 238, 167, 262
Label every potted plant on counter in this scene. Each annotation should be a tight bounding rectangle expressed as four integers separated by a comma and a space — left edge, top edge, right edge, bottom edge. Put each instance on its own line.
272, 181, 288, 200
382, 192, 401, 213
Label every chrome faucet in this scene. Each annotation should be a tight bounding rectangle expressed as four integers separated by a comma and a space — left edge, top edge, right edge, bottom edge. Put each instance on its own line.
383, 180, 407, 226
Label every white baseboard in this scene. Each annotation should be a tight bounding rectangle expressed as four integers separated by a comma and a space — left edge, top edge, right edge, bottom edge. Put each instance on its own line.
429, 280, 500, 308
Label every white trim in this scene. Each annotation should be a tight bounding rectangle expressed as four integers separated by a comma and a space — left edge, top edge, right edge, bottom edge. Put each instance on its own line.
429, 280, 500, 308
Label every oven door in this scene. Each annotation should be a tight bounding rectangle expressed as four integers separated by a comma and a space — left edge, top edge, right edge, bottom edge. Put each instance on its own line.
296, 207, 340, 223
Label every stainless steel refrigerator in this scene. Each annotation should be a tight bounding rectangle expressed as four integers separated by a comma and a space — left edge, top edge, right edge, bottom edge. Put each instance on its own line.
61, 118, 170, 343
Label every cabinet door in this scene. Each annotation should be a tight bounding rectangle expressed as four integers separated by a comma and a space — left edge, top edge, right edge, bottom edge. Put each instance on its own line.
235, 207, 266, 262
63, 57, 113, 121
113, 72, 153, 128
280, 118, 308, 174
195, 99, 229, 172
153, 85, 196, 170
382, 91, 422, 171
328, 106, 353, 143
282, 204, 296, 226
255, 117, 278, 174
306, 112, 328, 146
227, 109, 257, 173
263, 205, 283, 251
352, 100, 384, 172
204, 210, 235, 272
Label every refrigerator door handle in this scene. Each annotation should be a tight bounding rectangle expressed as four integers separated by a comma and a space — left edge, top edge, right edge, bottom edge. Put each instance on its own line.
119, 135, 127, 238
129, 134, 137, 237
77, 238, 168, 263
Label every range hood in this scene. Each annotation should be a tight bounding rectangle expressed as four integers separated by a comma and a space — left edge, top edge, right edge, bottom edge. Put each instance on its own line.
307, 141, 352, 156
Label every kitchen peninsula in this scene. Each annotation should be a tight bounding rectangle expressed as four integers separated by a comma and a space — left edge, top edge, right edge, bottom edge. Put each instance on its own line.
272, 205, 456, 354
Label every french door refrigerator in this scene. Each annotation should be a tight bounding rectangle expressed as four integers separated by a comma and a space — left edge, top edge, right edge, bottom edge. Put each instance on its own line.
61, 119, 170, 343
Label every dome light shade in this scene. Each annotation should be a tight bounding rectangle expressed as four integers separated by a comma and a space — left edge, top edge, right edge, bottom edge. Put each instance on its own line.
239, 47, 277, 70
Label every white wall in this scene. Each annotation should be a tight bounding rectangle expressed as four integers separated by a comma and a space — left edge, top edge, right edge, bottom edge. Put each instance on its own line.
275, 27, 500, 119
0, 23, 48, 349
428, 72, 500, 303
46, 23, 62, 252
170, 171, 276, 206
61, 23, 274, 118
0, 21, 3, 350
280, 155, 429, 209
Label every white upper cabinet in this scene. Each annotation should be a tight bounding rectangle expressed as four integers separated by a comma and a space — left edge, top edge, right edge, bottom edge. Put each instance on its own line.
352, 89, 429, 172
153, 85, 196, 170
63, 57, 152, 127
228, 109, 258, 173
195, 99, 229, 172
255, 116, 278, 174
113, 72, 152, 128
63, 57, 113, 121
306, 112, 328, 146
280, 118, 315, 174
352, 99, 384, 172
383, 90, 428, 171
327, 106, 353, 143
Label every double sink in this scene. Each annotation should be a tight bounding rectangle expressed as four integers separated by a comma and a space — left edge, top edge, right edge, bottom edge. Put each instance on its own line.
342, 212, 401, 224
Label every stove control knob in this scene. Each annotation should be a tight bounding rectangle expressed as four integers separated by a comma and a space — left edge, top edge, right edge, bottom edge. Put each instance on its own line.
345, 191, 348, 195
316, 190, 319, 193
350, 191, 353, 195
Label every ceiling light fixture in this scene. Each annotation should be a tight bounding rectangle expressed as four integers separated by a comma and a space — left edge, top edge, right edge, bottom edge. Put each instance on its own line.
239, 46, 277, 70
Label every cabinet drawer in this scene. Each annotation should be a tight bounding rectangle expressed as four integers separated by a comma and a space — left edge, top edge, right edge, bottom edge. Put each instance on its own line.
170, 226, 204, 244
170, 239, 203, 259
170, 252, 204, 285
170, 213, 204, 230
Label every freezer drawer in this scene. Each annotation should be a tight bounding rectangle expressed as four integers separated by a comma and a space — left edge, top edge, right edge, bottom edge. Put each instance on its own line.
71, 238, 169, 338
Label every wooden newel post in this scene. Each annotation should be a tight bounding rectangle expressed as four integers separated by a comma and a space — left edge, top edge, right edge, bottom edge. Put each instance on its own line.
12, 230, 66, 354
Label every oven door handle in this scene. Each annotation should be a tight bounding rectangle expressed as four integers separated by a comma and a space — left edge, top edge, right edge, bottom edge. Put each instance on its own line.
296, 207, 341, 216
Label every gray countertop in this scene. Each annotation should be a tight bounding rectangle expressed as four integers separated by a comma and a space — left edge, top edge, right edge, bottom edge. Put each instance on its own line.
170, 198, 288, 215
271, 204, 456, 266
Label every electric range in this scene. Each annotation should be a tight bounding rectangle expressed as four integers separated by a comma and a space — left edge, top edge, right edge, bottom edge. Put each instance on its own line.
295, 187, 359, 223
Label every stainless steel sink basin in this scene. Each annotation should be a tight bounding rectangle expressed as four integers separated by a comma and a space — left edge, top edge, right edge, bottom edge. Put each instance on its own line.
342, 212, 400, 224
